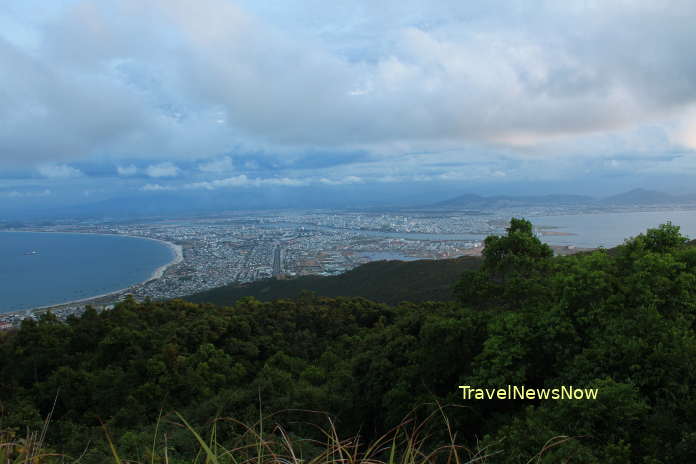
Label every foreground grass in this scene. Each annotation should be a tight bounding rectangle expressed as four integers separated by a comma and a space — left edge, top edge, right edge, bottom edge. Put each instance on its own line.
0, 407, 563, 464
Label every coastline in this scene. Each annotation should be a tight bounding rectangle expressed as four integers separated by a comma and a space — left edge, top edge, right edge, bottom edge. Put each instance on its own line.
0, 231, 184, 318
145, 239, 183, 282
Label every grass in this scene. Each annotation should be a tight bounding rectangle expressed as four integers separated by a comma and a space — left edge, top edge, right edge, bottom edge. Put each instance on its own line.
0, 406, 509, 464
0, 406, 579, 463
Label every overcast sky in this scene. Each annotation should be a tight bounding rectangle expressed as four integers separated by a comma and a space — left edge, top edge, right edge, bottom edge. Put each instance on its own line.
2, 0, 696, 208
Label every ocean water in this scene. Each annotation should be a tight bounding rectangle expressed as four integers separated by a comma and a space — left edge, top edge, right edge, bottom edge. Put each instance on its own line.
0, 232, 174, 313
533, 210, 696, 248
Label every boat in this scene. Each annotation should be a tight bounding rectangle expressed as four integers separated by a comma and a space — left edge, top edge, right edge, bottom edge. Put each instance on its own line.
24, 250, 39, 255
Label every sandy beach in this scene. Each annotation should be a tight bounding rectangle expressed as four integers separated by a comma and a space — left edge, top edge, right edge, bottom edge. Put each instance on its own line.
143, 238, 184, 282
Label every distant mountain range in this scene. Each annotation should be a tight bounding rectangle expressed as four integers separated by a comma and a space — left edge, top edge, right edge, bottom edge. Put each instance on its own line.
432, 193, 593, 209
431, 188, 696, 210
601, 188, 695, 205
4, 188, 696, 223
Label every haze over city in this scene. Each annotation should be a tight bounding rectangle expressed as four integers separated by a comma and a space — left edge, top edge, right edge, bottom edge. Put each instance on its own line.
2, 0, 696, 217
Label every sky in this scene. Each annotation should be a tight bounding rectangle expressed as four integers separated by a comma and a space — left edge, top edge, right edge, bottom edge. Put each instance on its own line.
2, 0, 696, 213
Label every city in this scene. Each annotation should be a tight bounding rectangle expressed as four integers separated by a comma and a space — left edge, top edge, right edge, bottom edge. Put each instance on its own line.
1, 210, 507, 325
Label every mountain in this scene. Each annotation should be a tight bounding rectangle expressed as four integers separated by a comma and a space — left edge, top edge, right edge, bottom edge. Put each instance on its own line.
432, 193, 594, 209
10, 186, 696, 222
432, 188, 696, 210
186, 256, 482, 306
3, 184, 456, 221
11, 189, 353, 221
601, 188, 683, 205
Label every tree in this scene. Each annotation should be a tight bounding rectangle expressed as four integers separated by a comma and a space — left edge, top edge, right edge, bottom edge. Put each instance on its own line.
481, 218, 553, 277
634, 221, 687, 253
456, 217, 553, 308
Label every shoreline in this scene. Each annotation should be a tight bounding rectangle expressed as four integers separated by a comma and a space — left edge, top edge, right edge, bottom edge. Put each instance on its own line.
145, 239, 183, 282
0, 231, 184, 318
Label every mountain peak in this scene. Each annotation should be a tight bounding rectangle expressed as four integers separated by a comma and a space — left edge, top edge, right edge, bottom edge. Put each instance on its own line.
603, 188, 675, 204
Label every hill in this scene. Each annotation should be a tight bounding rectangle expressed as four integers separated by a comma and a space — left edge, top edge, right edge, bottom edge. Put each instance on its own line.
601, 187, 683, 205
432, 193, 593, 209
430, 188, 696, 210
186, 256, 482, 306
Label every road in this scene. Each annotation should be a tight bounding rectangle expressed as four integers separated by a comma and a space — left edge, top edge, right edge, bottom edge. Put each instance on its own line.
272, 245, 282, 276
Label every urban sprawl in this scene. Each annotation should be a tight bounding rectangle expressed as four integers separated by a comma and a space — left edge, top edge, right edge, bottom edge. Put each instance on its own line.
0, 209, 568, 327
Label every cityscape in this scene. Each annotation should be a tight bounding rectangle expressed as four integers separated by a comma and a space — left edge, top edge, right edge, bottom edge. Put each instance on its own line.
0, 209, 517, 326
5, 197, 696, 329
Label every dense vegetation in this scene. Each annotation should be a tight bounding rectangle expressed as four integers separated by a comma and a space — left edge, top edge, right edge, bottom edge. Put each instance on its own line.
186, 255, 482, 305
2, 219, 696, 462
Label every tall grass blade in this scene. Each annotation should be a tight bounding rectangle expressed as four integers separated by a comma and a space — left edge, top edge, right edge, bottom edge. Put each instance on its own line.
175, 412, 220, 464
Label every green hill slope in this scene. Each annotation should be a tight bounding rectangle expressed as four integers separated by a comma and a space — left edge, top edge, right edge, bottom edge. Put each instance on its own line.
185, 256, 482, 305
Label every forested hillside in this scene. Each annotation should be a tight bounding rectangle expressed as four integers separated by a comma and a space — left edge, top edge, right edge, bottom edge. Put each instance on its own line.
187, 255, 482, 305
2, 219, 696, 462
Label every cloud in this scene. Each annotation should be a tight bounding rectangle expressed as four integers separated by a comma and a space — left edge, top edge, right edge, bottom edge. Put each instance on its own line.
3, 189, 52, 198
185, 175, 250, 190
320, 176, 363, 185
670, 106, 696, 151
198, 156, 234, 173
184, 175, 309, 190
3, 1, 695, 162
36, 164, 83, 178
261, 177, 308, 187
3, 0, 696, 193
141, 183, 173, 191
151, 0, 696, 151
116, 164, 138, 176
145, 162, 180, 178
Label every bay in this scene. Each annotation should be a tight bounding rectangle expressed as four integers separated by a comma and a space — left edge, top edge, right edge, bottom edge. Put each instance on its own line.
0, 232, 174, 313
533, 210, 696, 248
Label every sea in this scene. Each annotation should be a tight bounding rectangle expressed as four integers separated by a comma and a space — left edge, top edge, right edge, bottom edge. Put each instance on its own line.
0, 232, 174, 314
533, 210, 696, 248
